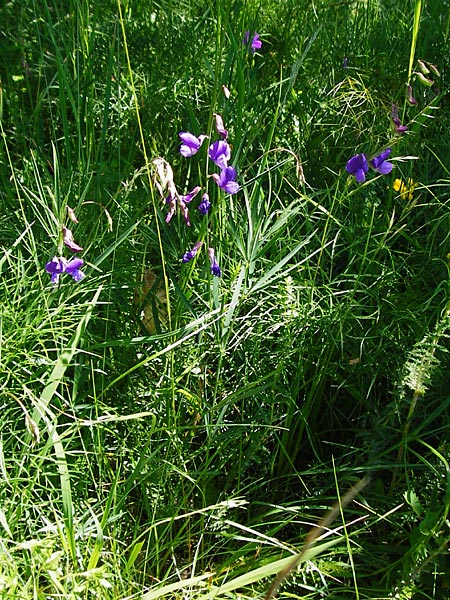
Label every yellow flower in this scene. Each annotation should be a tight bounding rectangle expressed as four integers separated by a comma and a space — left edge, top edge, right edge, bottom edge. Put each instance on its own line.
392, 178, 418, 200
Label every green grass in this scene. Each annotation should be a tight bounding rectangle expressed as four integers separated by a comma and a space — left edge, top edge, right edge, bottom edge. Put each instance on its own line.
1, 0, 450, 598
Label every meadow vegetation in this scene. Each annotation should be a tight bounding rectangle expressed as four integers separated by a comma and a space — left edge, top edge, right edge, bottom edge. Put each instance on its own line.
1, 0, 449, 598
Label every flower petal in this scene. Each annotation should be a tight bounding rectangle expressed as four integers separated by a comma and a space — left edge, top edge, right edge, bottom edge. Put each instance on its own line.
224, 181, 240, 194
182, 186, 201, 204
178, 199, 191, 226
375, 161, 393, 175
179, 132, 199, 146
63, 226, 83, 253
223, 165, 237, 180
165, 195, 177, 223
354, 169, 367, 183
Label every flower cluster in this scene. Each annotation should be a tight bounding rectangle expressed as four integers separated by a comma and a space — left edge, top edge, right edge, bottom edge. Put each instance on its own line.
346, 148, 393, 184
154, 113, 242, 278
45, 213, 85, 284
390, 60, 441, 136
393, 177, 418, 201
45, 255, 84, 284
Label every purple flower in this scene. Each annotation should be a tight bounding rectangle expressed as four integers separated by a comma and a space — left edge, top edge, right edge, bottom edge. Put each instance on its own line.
370, 148, 394, 175
65, 257, 85, 282
181, 186, 201, 204
165, 186, 201, 226
346, 154, 369, 183
395, 124, 408, 134
214, 114, 228, 139
211, 166, 240, 195
45, 256, 85, 284
45, 256, 67, 284
182, 241, 203, 263
198, 193, 211, 215
178, 186, 201, 226
208, 248, 222, 277
243, 31, 262, 54
62, 226, 83, 252
391, 104, 408, 134
209, 140, 231, 169
179, 132, 207, 157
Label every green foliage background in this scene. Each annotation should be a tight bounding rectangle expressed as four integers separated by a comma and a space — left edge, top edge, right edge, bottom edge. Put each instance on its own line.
1, 0, 450, 598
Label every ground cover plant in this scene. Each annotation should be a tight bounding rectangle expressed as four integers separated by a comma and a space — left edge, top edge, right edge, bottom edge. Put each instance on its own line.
1, 0, 449, 598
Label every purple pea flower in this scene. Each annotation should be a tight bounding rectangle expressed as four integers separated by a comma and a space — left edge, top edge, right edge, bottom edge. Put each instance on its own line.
62, 226, 83, 252
65, 257, 85, 281
214, 114, 228, 139
346, 154, 369, 183
182, 186, 201, 204
182, 241, 203, 263
45, 256, 67, 284
209, 140, 231, 169
165, 186, 201, 226
179, 132, 207, 157
208, 248, 222, 277
391, 103, 408, 134
178, 186, 201, 226
198, 193, 211, 215
370, 148, 394, 175
395, 124, 408, 134
251, 33, 262, 53
45, 256, 85, 284
211, 166, 240, 195
243, 31, 262, 54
